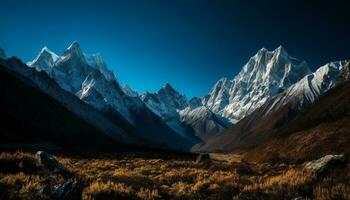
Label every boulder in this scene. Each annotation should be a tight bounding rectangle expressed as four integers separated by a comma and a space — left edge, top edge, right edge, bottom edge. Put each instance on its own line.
196, 153, 211, 163
35, 151, 66, 172
304, 155, 346, 173
52, 181, 82, 200
39, 184, 51, 195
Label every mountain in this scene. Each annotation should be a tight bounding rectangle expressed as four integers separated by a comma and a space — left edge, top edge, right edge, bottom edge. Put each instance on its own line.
203, 46, 311, 122
141, 46, 310, 143
142, 83, 188, 119
196, 60, 349, 153
141, 83, 201, 143
1, 57, 141, 143
27, 47, 59, 71
0, 58, 131, 151
179, 106, 231, 141
188, 97, 202, 108
122, 84, 139, 97
141, 83, 232, 143
84, 52, 115, 82
244, 62, 350, 162
27, 42, 193, 150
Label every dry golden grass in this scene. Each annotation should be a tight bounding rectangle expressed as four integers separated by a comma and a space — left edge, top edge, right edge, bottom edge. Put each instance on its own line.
0, 151, 349, 200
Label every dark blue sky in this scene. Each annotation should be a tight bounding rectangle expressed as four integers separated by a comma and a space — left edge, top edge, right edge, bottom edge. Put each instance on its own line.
1, 0, 349, 97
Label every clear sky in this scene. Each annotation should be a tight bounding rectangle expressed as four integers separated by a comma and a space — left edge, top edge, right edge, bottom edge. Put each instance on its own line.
1, 0, 349, 97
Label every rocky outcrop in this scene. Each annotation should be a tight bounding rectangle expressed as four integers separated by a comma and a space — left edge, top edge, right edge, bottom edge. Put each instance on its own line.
52, 181, 82, 200
304, 155, 346, 173
35, 151, 67, 172
196, 153, 211, 163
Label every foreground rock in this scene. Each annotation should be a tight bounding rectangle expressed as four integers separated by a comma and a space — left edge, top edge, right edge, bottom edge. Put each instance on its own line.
304, 155, 346, 173
52, 181, 82, 200
196, 153, 211, 163
35, 151, 67, 172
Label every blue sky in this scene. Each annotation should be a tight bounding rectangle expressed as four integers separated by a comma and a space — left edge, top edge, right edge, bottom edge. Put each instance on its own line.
1, 0, 349, 97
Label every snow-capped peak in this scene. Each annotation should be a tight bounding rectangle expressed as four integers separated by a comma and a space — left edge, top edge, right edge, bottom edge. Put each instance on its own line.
204, 46, 311, 121
27, 46, 59, 71
162, 83, 176, 93
265, 60, 349, 114
63, 41, 84, 58
27, 42, 141, 124
67, 41, 81, 51
141, 83, 188, 119
202, 77, 231, 114
275, 45, 288, 55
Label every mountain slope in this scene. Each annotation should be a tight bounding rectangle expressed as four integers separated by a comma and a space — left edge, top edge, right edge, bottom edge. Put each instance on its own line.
141, 83, 202, 143
1, 57, 139, 143
0, 60, 127, 151
245, 63, 350, 162
122, 84, 139, 97
141, 83, 231, 143
196, 61, 348, 153
141, 46, 311, 143
179, 106, 231, 141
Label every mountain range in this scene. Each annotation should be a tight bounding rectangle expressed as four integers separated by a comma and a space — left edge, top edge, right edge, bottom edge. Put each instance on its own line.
1, 43, 192, 151
195, 60, 349, 153
1, 42, 349, 160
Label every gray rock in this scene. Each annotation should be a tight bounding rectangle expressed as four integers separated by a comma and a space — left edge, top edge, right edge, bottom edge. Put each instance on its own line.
196, 153, 211, 163
304, 155, 346, 173
39, 184, 51, 195
35, 151, 66, 172
52, 181, 82, 200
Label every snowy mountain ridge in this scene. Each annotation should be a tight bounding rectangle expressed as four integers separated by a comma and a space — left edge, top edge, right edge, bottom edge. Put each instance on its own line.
27, 42, 193, 150
265, 60, 349, 115
141, 83, 188, 119
28, 42, 141, 123
203, 46, 312, 121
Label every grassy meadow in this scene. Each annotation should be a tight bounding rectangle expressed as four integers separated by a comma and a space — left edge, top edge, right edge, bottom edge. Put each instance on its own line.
0, 151, 349, 200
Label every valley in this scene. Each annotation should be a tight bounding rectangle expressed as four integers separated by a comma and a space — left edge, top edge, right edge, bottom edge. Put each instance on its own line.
1, 40, 350, 200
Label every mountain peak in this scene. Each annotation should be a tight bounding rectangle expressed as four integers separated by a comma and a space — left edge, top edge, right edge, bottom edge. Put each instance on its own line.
27, 46, 59, 69
162, 83, 175, 92
258, 47, 268, 52
39, 46, 58, 59
204, 45, 311, 121
68, 41, 80, 49
41, 46, 49, 52
274, 45, 289, 57
64, 41, 83, 57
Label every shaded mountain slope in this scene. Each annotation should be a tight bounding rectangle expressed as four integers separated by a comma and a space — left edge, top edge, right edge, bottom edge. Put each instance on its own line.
245, 75, 350, 163
0, 61, 125, 152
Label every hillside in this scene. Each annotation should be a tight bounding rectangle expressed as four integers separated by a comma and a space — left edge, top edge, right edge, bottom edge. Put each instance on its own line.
245, 77, 350, 162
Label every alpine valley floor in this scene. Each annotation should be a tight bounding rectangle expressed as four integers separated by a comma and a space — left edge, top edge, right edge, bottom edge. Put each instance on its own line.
0, 151, 349, 200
